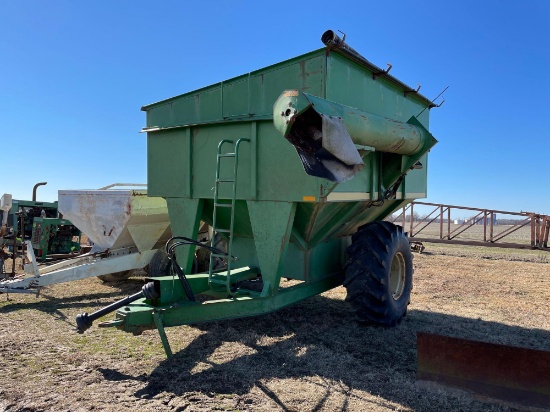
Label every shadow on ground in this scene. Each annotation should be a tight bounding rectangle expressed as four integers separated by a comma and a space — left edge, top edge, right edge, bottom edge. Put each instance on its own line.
0, 278, 145, 318
97, 294, 549, 411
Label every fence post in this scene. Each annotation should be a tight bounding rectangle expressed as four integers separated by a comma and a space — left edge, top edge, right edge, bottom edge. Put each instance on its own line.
530, 214, 536, 249
483, 210, 487, 242
439, 206, 443, 239
410, 203, 414, 236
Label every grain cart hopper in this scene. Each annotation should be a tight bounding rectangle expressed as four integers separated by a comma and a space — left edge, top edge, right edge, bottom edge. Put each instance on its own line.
77, 31, 439, 358
0, 185, 172, 294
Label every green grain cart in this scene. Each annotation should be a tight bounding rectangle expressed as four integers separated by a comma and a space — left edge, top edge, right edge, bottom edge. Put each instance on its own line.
77, 31, 438, 357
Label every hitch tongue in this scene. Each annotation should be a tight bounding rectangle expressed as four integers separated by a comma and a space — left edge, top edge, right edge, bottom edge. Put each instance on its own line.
75, 282, 158, 333
98, 319, 124, 328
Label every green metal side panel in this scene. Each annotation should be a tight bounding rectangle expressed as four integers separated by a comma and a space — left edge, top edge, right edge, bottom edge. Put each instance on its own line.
165, 198, 203, 273
144, 51, 326, 129
323, 151, 377, 198
254, 122, 325, 202
201, 199, 253, 237
401, 153, 429, 200
222, 78, 249, 118
148, 122, 329, 203
248, 54, 326, 114
247, 200, 296, 295
145, 49, 434, 203
147, 87, 223, 128
192, 123, 253, 200
326, 52, 430, 127
282, 238, 346, 281
147, 129, 191, 198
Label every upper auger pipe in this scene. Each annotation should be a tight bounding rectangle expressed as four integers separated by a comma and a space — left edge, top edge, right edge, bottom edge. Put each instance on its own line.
273, 90, 437, 182
273, 90, 433, 156
321, 30, 366, 64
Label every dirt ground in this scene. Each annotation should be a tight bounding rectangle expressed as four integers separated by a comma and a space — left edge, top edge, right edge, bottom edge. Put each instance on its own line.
0, 243, 549, 412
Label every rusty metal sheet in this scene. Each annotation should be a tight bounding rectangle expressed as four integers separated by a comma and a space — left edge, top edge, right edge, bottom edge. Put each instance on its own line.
417, 332, 550, 409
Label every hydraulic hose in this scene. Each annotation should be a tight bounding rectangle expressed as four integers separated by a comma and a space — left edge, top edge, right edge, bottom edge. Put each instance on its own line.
165, 236, 233, 301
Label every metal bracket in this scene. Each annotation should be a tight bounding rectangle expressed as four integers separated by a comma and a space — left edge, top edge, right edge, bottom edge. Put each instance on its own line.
404, 84, 422, 97
372, 63, 392, 80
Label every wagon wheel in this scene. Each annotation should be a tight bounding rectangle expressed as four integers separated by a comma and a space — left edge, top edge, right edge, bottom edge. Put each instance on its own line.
97, 271, 133, 282
148, 249, 171, 277
147, 248, 199, 277
344, 221, 413, 326
195, 234, 227, 273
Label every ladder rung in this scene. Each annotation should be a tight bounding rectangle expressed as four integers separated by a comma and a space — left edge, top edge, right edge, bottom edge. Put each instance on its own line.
209, 278, 228, 285
210, 253, 227, 258
210, 140, 247, 290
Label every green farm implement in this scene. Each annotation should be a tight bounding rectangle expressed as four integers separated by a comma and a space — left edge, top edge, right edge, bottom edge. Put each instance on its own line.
76, 30, 439, 357
0, 182, 81, 272
0, 185, 174, 294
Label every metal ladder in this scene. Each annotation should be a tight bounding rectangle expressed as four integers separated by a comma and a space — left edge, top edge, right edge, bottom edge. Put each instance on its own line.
209, 138, 249, 292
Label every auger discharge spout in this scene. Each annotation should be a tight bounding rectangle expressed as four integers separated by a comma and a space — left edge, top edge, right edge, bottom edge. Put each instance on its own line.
273, 90, 437, 182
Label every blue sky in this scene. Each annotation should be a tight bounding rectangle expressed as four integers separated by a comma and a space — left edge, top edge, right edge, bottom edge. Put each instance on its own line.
1, 1, 549, 215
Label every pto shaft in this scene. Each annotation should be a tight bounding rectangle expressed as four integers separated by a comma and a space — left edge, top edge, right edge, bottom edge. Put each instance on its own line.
76, 281, 158, 333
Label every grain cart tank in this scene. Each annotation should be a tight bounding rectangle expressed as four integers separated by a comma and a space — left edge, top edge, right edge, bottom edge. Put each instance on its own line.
77, 31, 439, 357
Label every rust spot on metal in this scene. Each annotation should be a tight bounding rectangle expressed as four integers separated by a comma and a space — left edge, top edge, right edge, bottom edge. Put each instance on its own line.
417, 332, 550, 409
300, 61, 308, 89
388, 139, 406, 151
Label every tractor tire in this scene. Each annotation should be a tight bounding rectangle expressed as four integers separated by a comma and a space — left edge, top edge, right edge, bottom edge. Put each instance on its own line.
148, 249, 171, 277
148, 248, 199, 277
97, 271, 133, 282
344, 221, 413, 326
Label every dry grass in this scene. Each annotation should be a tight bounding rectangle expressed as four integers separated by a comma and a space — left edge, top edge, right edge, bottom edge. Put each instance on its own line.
1, 243, 549, 411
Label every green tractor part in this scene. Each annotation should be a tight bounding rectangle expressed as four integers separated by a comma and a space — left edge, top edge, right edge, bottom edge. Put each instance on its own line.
31, 218, 81, 260
0, 182, 81, 265
77, 30, 439, 358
